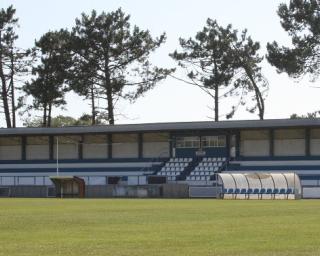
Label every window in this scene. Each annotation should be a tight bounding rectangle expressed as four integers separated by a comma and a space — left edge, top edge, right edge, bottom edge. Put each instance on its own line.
201, 136, 226, 148
176, 136, 200, 148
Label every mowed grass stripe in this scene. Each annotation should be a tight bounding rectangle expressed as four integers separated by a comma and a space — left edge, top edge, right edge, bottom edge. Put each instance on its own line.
0, 199, 319, 256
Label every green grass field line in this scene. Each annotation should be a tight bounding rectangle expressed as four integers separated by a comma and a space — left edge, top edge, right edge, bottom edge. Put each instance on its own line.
0, 199, 319, 256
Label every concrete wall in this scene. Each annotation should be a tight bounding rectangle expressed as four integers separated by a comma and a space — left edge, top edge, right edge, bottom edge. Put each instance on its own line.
311, 129, 320, 156
0, 184, 190, 198
83, 135, 108, 159
112, 134, 138, 158
53, 136, 80, 159
0, 137, 21, 160
162, 184, 189, 198
274, 129, 305, 156
2, 186, 49, 197
26, 136, 49, 160
240, 130, 269, 157
143, 133, 170, 158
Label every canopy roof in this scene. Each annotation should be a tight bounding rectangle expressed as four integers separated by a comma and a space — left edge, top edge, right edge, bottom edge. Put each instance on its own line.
218, 172, 301, 194
1, 118, 320, 136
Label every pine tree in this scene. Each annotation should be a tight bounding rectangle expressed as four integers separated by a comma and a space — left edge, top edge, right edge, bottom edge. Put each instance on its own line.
23, 30, 71, 127
68, 8, 173, 125
267, 0, 320, 80
170, 19, 268, 121
0, 5, 33, 127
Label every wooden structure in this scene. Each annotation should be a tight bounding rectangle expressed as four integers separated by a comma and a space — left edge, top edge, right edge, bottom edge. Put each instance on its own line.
50, 176, 85, 198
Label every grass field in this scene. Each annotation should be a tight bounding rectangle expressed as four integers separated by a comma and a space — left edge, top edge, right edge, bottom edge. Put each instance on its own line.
0, 199, 320, 256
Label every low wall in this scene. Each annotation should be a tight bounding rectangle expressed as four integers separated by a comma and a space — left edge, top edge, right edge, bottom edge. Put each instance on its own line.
0, 184, 190, 198
2, 186, 50, 197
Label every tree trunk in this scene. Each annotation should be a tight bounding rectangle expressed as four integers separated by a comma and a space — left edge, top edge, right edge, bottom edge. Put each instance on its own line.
214, 83, 219, 122
0, 70, 11, 128
104, 56, 114, 125
106, 86, 114, 125
244, 67, 264, 120
0, 32, 12, 128
231, 44, 265, 120
10, 50, 16, 128
48, 103, 52, 127
43, 103, 47, 127
90, 85, 96, 125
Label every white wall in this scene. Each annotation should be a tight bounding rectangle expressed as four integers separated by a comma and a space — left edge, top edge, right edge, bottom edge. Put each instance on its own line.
241, 140, 269, 156
53, 136, 80, 159
240, 130, 269, 157
0, 146, 21, 160
0, 137, 21, 160
143, 133, 169, 158
54, 144, 78, 159
112, 134, 138, 158
311, 129, 320, 156
26, 145, 49, 160
274, 140, 305, 156
83, 135, 108, 159
143, 142, 170, 158
274, 129, 305, 156
83, 144, 108, 159
113, 143, 138, 158
26, 136, 49, 160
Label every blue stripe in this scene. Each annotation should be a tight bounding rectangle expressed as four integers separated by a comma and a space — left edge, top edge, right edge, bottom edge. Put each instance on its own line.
0, 167, 151, 173
0, 158, 168, 164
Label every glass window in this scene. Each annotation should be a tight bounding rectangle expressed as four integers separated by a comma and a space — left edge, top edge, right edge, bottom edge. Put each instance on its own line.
201, 136, 226, 148
176, 136, 200, 148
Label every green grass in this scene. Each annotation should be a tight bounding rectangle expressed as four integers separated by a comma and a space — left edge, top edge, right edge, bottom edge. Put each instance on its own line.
0, 199, 320, 256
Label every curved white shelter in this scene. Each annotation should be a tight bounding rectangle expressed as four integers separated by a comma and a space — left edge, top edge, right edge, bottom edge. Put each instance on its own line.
218, 173, 301, 199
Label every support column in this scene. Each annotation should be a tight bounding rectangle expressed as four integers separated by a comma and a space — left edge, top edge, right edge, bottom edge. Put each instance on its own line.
21, 136, 26, 160
78, 135, 84, 160
269, 129, 274, 157
108, 134, 112, 159
235, 131, 240, 158
226, 133, 230, 159
169, 133, 174, 158
49, 135, 54, 160
138, 133, 143, 159
306, 128, 310, 157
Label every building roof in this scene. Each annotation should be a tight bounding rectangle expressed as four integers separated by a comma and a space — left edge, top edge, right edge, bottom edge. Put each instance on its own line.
1, 118, 320, 136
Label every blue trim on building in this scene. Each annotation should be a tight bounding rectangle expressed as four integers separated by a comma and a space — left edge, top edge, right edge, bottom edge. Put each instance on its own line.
0, 158, 167, 165
175, 147, 227, 158
229, 164, 320, 171
234, 155, 320, 161
0, 167, 150, 173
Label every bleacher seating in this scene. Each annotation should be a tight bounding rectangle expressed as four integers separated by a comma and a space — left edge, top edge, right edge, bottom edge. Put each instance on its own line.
157, 158, 192, 181
186, 157, 227, 182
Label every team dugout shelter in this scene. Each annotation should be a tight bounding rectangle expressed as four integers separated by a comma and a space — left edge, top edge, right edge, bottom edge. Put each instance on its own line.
0, 118, 320, 198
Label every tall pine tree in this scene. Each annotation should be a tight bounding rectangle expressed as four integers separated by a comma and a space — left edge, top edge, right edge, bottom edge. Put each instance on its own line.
0, 5, 32, 127
68, 8, 173, 125
23, 30, 71, 127
267, 0, 320, 80
171, 19, 268, 121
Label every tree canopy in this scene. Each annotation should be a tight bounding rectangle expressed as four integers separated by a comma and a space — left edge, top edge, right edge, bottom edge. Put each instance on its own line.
267, 0, 320, 80
23, 30, 72, 127
68, 8, 173, 125
0, 5, 33, 128
170, 19, 268, 121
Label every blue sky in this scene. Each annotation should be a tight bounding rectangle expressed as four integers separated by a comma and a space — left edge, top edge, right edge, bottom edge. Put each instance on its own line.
2, 0, 318, 126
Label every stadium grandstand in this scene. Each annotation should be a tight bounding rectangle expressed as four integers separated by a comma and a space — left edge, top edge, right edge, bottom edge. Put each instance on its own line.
0, 118, 319, 198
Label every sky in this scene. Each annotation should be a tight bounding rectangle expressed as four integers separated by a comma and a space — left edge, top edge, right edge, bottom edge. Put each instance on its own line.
1, 0, 319, 127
